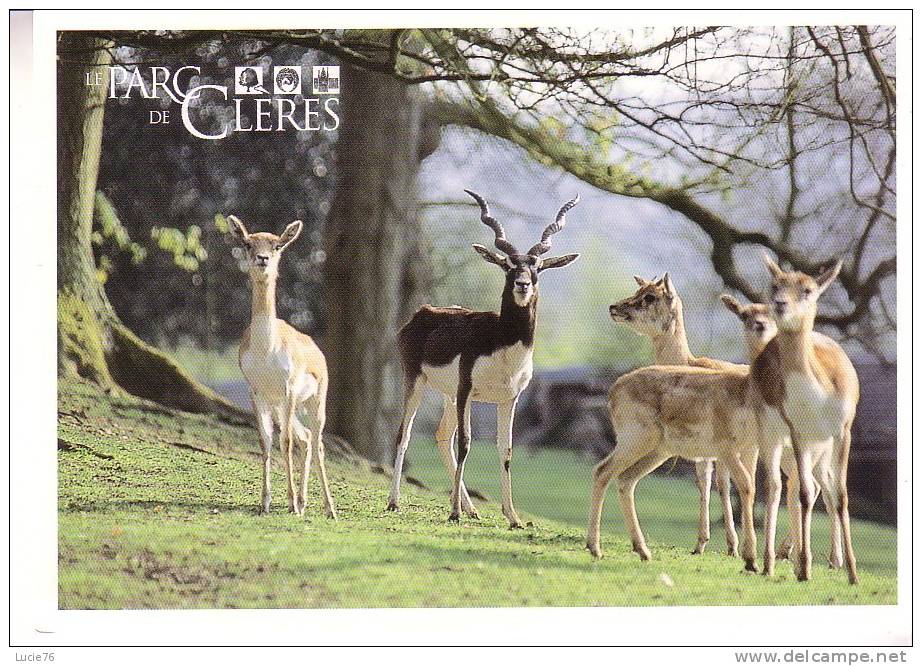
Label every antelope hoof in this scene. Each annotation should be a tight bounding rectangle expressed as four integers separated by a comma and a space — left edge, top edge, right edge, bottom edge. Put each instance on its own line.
633, 544, 652, 561
386, 500, 399, 512
326, 508, 338, 521
691, 543, 706, 555
508, 521, 524, 530
743, 558, 757, 573
448, 511, 461, 523
796, 571, 811, 582
776, 543, 794, 561
465, 507, 481, 519
848, 573, 860, 586
727, 546, 739, 558
828, 556, 843, 570
586, 542, 603, 559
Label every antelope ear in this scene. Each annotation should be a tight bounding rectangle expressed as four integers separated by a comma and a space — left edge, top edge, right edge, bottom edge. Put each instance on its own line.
763, 253, 784, 278
538, 253, 579, 272
472, 244, 508, 268
277, 220, 303, 250
661, 272, 676, 297
720, 294, 744, 319
633, 275, 648, 287
815, 259, 843, 295
227, 215, 249, 243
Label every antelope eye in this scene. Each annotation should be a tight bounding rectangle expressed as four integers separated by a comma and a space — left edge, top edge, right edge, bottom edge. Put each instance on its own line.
643, 294, 656, 304
802, 288, 813, 299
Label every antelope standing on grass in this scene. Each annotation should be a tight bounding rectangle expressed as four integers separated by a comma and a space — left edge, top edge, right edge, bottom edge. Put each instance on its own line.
751, 257, 859, 583
609, 274, 740, 556
229, 215, 337, 519
586, 357, 760, 569
720, 295, 844, 570
387, 191, 580, 526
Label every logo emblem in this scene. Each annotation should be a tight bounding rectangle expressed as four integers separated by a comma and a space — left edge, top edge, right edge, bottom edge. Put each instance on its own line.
273, 66, 302, 95
312, 66, 340, 95
234, 66, 268, 95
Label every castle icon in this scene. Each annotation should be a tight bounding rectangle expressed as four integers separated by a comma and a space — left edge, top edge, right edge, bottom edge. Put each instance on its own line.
312, 66, 340, 95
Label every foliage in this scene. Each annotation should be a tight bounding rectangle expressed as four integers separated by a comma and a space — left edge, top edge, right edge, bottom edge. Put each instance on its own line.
150, 224, 208, 272
58, 379, 896, 608
92, 192, 147, 283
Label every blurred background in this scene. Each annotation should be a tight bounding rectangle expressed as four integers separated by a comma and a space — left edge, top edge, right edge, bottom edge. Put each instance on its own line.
58, 26, 896, 533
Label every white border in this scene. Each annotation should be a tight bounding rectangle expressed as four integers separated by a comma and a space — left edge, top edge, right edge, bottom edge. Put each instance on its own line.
8, 7, 914, 649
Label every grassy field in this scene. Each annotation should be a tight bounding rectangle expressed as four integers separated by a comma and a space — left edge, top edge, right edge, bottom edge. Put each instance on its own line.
58, 379, 898, 609
403, 444, 898, 576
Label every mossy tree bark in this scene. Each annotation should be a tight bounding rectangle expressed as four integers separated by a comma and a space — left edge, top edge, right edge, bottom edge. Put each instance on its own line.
56, 34, 247, 421
322, 63, 438, 463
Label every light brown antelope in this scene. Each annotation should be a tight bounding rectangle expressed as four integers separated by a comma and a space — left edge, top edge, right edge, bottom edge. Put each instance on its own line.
720, 295, 844, 570
610, 274, 740, 556
751, 256, 859, 583
387, 190, 580, 526
229, 215, 337, 519
586, 362, 760, 570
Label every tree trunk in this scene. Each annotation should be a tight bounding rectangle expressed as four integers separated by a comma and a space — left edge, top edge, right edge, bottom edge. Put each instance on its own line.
57, 33, 115, 383
56, 33, 248, 422
323, 63, 437, 462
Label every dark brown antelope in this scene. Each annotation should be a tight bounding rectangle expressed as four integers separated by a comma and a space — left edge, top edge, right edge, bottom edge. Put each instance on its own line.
387, 190, 580, 526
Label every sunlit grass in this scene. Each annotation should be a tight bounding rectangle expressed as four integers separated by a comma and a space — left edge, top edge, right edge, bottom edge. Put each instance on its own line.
58, 379, 897, 609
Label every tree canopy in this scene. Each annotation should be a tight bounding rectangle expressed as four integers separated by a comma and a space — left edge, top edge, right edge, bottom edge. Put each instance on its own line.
92, 26, 896, 360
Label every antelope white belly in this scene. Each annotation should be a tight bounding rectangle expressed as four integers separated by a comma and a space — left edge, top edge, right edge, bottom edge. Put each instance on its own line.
471, 342, 533, 402
241, 348, 318, 404
421, 342, 534, 404
783, 371, 844, 443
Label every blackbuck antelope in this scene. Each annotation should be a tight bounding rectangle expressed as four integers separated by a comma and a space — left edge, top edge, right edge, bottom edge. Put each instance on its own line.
751, 257, 859, 584
387, 191, 580, 526
610, 274, 741, 556
229, 216, 337, 520
720, 295, 844, 570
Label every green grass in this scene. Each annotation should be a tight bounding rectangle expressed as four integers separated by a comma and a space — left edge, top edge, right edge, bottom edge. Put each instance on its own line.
167, 341, 242, 384
58, 379, 897, 609
403, 444, 898, 577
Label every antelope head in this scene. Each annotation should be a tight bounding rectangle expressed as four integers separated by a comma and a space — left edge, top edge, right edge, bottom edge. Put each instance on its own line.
720, 294, 778, 359
465, 190, 580, 307
763, 254, 842, 332
609, 273, 680, 336
228, 215, 303, 283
